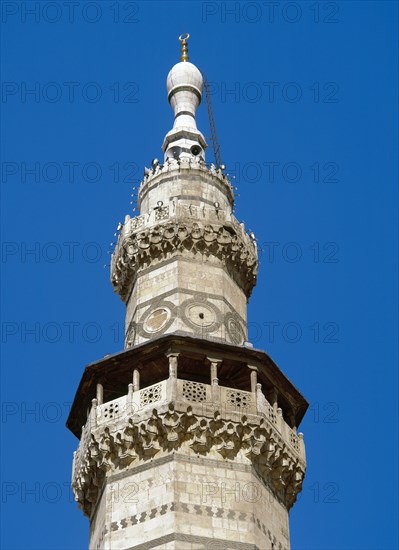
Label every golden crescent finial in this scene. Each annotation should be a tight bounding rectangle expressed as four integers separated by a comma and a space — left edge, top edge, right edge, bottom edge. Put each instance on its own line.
179, 33, 190, 62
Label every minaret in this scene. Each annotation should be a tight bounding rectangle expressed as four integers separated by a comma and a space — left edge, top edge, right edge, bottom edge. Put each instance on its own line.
67, 35, 308, 550
113, 34, 255, 349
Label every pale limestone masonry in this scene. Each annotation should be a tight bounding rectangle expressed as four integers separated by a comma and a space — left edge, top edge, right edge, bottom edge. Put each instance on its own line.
68, 35, 308, 550
111, 160, 257, 348
73, 358, 305, 550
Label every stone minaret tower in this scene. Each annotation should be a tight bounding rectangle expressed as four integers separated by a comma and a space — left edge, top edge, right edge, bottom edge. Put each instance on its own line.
67, 35, 308, 550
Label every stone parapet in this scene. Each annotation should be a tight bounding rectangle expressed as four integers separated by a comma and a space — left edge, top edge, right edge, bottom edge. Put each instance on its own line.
138, 158, 234, 212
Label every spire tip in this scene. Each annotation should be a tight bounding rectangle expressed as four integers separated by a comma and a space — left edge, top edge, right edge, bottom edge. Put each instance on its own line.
179, 33, 190, 62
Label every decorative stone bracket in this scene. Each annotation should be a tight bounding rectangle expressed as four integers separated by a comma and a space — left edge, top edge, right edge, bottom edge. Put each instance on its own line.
72, 401, 305, 518
111, 218, 258, 301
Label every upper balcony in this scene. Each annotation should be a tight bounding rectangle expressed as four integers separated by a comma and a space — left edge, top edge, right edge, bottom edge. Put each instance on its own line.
137, 157, 235, 213
111, 180, 258, 303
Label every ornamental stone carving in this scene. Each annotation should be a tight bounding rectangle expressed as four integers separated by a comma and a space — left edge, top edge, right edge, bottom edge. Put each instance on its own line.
72, 402, 305, 518
111, 219, 258, 301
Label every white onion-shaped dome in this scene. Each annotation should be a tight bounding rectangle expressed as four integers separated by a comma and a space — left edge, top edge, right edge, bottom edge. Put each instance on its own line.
166, 62, 203, 99
162, 39, 207, 161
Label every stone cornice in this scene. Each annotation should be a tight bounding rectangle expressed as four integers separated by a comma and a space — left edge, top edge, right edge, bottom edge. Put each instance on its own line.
72, 399, 305, 518
111, 217, 258, 301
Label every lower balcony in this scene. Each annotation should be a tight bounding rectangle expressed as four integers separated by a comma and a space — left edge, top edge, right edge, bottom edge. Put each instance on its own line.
71, 369, 306, 518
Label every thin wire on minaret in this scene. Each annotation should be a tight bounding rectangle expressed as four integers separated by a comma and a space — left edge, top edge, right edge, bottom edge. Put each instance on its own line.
201, 70, 223, 169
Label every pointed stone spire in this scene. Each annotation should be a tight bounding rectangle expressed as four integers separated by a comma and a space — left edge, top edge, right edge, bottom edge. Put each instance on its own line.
162, 34, 207, 162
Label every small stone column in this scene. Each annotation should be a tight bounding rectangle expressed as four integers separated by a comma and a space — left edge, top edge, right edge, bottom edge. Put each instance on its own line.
210, 362, 219, 386
133, 369, 140, 392
96, 383, 103, 405
207, 357, 221, 401
167, 353, 179, 378
298, 432, 305, 461
256, 383, 264, 413
249, 366, 258, 393
277, 407, 283, 432
166, 352, 179, 400
90, 398, 98, 427
127, 383, 134, 408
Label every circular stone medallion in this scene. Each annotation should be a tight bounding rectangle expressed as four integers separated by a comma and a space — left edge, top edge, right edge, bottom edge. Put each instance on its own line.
225, 313, 246, 345
143, 308, 171, 333
181, 298, 221, 334
187, 304, 216, 327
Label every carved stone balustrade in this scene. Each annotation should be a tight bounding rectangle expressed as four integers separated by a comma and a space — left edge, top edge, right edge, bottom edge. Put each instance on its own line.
72, 376, 306, 518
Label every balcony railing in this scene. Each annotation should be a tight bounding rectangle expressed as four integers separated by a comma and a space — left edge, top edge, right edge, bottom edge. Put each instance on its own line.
72, 377, 305, 478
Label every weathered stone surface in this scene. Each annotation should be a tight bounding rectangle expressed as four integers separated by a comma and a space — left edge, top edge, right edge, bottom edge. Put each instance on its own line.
69, 38, 308, 550
111, 213, 257, 301
72, 378, 305, 524
110, 160, 258, 349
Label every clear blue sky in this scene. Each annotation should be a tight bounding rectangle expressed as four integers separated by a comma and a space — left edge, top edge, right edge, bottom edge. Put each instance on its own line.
1, 1, 398, 549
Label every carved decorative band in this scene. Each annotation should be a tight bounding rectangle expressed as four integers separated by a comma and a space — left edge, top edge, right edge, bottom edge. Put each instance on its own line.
111, 220, 258, 301
111, 502, 284, 550
168, 84, 202, 103
72, 404, 305, 517
174, 111, 196, 119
